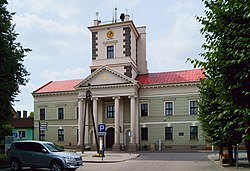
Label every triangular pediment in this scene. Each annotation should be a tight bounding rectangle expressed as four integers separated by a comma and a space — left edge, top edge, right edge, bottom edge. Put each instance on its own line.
75, 66, 139, 89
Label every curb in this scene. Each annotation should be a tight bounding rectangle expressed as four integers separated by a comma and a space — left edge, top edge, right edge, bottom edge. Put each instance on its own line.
208, 154, 227, 171
83, 154, 140, 163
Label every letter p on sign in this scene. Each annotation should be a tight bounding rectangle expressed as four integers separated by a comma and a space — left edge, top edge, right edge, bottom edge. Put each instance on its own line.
98, 124, 106, 133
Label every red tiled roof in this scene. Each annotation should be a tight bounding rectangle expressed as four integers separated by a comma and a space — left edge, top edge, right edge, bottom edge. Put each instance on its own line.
136, 69, 204, 85
33, 69, 204, 93
33, 79, 82, 93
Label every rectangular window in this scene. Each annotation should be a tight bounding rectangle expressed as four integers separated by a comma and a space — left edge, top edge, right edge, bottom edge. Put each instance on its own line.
165, 127, 173, 140
58, 129, 64, 141
76, 129, 79, 142
141, 127, 148, 141
18, 130, 26, 139
40, 108, 45, 120
40, 130, 45, 141
190, 126, 198, 140
140, 103, 148, 117
107, 105, 115, 118
107, 45, 114, 59
58, 107, 64, 119
179, 132, 184, 136
190, 100, 198, 115
76, 106, 79, 119
165, 101, 173, 116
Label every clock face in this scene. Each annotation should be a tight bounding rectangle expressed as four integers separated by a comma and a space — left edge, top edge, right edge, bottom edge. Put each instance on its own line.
107, 30, 114, 38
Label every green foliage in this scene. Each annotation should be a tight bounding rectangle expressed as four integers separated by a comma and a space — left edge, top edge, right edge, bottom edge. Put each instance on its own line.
28, 112, 34, 118
190, 0, 250, 146
0, 0, 31, 137
0, 152, 8, 166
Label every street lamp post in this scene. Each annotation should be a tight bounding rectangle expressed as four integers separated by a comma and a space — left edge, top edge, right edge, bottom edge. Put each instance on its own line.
82, 83, 99, 154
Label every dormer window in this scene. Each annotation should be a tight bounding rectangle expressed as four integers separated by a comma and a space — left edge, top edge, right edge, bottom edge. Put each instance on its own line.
107, 45, 114, 59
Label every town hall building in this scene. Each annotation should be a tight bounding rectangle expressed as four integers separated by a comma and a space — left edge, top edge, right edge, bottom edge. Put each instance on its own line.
32, 14, 205, 151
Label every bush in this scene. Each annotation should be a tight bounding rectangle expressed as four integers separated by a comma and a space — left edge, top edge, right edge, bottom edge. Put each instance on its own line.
0, 153, 8, 166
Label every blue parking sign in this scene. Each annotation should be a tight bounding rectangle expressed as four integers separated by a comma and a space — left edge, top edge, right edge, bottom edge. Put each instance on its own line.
98, 124, 106, 133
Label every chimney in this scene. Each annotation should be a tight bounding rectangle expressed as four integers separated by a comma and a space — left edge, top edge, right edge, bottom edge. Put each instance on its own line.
23, 110, 27, 118
17, 111, 21, 118
125, 14, 130, 21
94, 19, 99, 26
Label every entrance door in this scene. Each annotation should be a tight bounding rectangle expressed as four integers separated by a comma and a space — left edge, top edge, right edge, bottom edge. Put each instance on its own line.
106, 127, 114, 148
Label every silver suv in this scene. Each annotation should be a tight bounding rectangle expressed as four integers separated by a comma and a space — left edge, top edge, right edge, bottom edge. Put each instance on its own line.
7, 140, 83, 171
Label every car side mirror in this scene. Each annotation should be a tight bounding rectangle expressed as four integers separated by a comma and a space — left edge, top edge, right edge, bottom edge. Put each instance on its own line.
42, 149, 47, 153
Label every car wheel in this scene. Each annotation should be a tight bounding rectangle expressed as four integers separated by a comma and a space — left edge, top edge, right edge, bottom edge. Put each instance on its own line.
50, 161, 64, 171
10, 159, 22, 171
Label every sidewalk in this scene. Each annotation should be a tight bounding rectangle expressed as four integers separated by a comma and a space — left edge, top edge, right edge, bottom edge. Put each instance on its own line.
208, 152, 250, 171
79, 151, 140, 163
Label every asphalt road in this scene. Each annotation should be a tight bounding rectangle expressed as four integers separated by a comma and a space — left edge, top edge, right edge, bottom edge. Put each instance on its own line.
1, 151, 222, 171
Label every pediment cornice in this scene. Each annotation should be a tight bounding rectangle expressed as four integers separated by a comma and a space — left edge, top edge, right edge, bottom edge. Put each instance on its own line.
140, 81, 200, 89
75, 66, 139, 89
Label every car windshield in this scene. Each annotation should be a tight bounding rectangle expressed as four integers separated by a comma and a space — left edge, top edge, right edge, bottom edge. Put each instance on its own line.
44, 143, 64, 152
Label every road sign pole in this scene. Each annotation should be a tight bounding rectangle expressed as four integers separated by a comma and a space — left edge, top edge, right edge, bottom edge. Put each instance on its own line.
39, 121, 41, 141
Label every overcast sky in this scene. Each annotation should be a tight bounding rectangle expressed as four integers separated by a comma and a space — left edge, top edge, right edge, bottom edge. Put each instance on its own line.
7, 0, 205, 114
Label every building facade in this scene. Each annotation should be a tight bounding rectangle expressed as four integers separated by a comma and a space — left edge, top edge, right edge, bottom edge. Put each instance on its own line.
33, 15, 205, 151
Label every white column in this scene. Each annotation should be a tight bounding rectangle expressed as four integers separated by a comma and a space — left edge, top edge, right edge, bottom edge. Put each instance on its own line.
135, 98, 139, 144
77, 98, 83, 145
130, 96, 136, 144
92, 98, 98, 146
93, 98, 98, 124
114, 97, 120, 145
84, 101, 89, 144
98, 100, 103, 124
119, 100, 124, 144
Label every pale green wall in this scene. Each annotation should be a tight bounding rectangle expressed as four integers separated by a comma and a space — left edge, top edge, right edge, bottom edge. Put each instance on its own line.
34, 93, 205, 149
139, 94, 205, 149
12, 128, 33, 140
34, 98, 79, 145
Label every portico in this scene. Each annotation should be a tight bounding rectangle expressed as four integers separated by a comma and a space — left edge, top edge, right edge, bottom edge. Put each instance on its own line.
75, 66, 140, 151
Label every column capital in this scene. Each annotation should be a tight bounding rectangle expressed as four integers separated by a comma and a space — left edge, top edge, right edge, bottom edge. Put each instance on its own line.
77, 94, 85, 99
92, 97, 99, 101
128, 95, 137, 99
112, 96, 121, 100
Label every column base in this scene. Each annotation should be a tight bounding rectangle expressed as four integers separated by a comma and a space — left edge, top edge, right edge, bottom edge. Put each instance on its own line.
120, 143, 125, 151
112, 143, 121, 151
129, 143, 138, 152
91, 144, 97, 151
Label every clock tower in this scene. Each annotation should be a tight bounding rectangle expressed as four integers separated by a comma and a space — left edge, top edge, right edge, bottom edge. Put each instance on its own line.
88, 14, 148, 79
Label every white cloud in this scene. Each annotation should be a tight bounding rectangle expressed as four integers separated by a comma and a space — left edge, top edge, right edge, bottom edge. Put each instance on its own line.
13, 14, 85, 35
19, 82, 37, 92
65, 67, 88, 79
102, 0, 141, 9
14, 82, 37, 113
9, 0, 84, 21
40, 69, 63, 81
148, 1, 203, 71
40, 67, 88, 81
164, 1, 197, 14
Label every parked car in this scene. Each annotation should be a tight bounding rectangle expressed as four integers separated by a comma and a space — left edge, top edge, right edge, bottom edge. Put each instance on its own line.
7, 140, 83, 171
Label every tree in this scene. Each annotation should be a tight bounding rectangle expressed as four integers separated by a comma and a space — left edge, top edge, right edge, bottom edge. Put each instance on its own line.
0, 0, 31, 138
28, 112, 34, 118
190, 0, 250, 165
